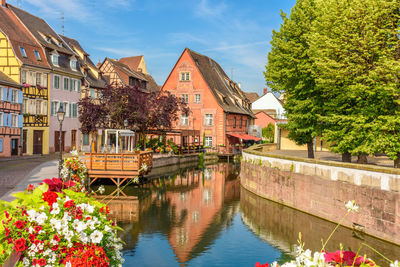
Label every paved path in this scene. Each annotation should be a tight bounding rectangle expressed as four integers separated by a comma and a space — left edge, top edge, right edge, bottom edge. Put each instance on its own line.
0, 157, 58, 202
266, 150, 394, 168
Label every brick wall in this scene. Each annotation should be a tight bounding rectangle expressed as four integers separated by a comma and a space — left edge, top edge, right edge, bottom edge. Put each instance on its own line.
240, 155, 400, 245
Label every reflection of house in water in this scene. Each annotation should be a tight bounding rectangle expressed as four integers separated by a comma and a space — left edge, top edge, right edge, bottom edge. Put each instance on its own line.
115, 163, 241, 264
165, 163, 240, 264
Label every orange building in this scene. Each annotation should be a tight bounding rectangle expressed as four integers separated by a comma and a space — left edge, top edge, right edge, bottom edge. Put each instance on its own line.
162, 48, 257, 151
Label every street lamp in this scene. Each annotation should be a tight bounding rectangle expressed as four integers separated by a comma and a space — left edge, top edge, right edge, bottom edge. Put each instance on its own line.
124, 119, 128, 129
57, 105, 65, 179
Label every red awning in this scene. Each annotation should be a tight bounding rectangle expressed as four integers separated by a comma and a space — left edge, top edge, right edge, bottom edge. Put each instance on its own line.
227, 133, 261, 141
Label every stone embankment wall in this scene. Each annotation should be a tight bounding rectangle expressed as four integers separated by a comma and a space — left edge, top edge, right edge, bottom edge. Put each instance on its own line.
240, 149, 400, 245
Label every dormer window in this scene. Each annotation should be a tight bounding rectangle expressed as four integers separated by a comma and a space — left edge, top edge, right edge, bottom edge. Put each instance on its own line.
70, 59, 77, 71
34, 50, 41, 61
51, 54, 59, 66
20, 47, 27, 58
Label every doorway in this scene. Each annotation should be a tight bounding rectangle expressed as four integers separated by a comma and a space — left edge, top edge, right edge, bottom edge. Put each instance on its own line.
11, 139, 18, 155
33, 130, 43, 154
71, 130, 76, 150
54, 131, 65, 152
22, 129, 27, 153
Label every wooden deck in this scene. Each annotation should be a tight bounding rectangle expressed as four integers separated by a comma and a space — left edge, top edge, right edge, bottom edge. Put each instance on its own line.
83, 151, 153, 186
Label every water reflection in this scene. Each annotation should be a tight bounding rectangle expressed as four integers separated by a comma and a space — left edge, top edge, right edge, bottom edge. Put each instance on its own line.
240, 187, 400, 266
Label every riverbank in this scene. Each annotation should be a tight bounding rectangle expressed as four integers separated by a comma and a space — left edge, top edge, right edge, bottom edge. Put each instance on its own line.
240, 145, 400, 246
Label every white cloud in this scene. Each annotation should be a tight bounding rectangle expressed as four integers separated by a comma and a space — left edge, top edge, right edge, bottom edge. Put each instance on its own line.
195, 0, 227, 18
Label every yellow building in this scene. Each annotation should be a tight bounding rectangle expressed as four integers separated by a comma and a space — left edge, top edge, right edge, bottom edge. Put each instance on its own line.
0, 3, 51, 155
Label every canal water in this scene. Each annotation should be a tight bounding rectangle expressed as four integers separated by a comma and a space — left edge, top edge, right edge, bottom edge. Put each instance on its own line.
92, 162, 400, 267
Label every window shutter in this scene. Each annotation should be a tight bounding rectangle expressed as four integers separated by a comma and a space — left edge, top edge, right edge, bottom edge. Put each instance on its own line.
7, 113, 11, 127
69, 103, 72, 117
0, 139, 3, 153
18, 90, 23, 104
2, 87, 7, 101
18, 114, 23, 128
77, 81, 81, 92
2, 113, 7, 126
7, 89, 11, 102
50, 101, 54, 116
70, 79, 73, 91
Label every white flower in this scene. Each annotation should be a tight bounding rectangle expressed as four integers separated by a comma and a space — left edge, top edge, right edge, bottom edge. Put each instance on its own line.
104, 225, 112, 233
141, 163, 148, 171
35, 212, 48, 225
50, 205, 60, 215
345, 200, 359, 212
71, 150, 79, 157
50, 218, 62, 231
76, 221, 87, 232
391, 260, 400, 267
98, 185, 105, 195
27, 209, 37, 221
90, 230, 103, 243
65, 262, 72, 267
86, 204, 94, 214
79, 232, 89, 244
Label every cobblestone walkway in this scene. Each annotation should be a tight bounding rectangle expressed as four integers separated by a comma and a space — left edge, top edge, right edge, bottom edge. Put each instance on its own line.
0, 155, 58, 198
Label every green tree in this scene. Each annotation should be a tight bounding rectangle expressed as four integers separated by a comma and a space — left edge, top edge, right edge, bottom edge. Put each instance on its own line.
309, 0, 400, 165
262, 123, 275, 143
265, 0, 320, 158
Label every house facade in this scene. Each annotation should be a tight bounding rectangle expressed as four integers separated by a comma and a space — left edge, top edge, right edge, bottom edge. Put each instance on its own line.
60, 35, 107, 152
0, 71, 22, 157
162, 48, 256, 151
10, 5, 84, 153
0, 2, 52, 155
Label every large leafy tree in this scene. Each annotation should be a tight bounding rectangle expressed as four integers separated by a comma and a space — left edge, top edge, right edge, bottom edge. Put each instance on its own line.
265, 0, 320, 158
78, 85, 189, 149
309, 0, 400, 165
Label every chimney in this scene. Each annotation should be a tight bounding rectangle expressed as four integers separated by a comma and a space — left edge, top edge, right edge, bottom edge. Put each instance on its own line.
263, 88, 268, 95
238, 82, 241, 89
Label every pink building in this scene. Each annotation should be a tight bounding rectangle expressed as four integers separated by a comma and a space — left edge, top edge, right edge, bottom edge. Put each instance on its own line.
11, 6, 84, 152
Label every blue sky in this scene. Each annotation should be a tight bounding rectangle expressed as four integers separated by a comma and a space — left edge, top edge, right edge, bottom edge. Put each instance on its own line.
8, 0, 295, 96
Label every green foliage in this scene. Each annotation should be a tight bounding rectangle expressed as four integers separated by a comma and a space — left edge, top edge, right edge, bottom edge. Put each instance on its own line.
309, 0, 400, 159
262, 123, 275, 143
265, 0, 320, 156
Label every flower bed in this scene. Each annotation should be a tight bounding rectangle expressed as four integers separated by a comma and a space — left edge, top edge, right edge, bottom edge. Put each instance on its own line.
0, 155, 124, 267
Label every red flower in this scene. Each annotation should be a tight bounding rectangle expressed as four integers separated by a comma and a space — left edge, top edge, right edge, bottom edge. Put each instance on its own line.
4, 210, 9, 219
14, 220, 26, 229
255, 262, 269, 267
64, 200, 75, 209
52, 245, 59, 251
53, 234, 60, 242
32, 258, 38, 265
29, 234, 36, 242
27, 184, 35, 192
324, 250, 375, 266
43, 191, 58, 206
34, 225, 42, 232
4, 227, 9, 237
21, 209, 28, 216
14, 238, 26, 252
38, 258, 46, 266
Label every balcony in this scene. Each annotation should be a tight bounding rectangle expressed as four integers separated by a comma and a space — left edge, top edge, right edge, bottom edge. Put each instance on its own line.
23, 114, 48, 127
22, 84, 48, 99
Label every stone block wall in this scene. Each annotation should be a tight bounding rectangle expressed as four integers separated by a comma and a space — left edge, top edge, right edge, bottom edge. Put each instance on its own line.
240, 152, 400, 245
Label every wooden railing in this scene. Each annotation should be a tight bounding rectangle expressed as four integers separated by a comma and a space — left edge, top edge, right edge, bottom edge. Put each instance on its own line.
83, 151, 153, 177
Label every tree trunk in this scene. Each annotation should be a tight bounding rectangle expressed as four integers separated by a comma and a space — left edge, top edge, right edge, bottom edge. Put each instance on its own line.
394, 153, 400, 168
307, 141, 314, 159
342, 152, 351, 163
357, 153, 368, 164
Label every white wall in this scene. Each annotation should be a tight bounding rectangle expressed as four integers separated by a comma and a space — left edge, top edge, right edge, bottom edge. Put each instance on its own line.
251, 92, 285, 119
